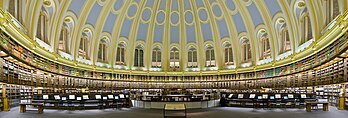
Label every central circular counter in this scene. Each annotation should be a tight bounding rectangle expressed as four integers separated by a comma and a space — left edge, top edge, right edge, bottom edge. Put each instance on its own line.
131, 99, 220, 109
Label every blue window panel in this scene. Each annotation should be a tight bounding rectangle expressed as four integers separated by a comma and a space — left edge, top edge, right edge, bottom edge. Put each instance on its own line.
186, 25, 196, 43
264, 0, 281, 17
217, 19, 229, 38
114, 0, 124, 11
137, 23, 149, 41
201, 23, 212, 41
171, 26, 179, 43
146, 0, 155, 7
160, 0, 166, 9
103, 13, 118, 33
247, 3, 264, 27
225, 0, 235, 11
172, 0, 178, 11
154, 25, 164, 42
120, 19, 133, 38
232, 12, 246, 33
69, 0, 86, 16
86, 3, 103, 26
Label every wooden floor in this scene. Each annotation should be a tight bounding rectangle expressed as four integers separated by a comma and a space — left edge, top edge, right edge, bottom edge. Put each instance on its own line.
0, 106, 347, 118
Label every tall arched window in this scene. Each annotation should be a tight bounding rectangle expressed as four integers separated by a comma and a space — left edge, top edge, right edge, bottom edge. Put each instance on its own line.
170, 47, 180, 70
58, 24, 69, 53
187, 47, 197, 68
280, 28, 291, 53
224, 43, 233, 65
241, 39, 251, 63
260, 35, 271, 60
36, 8, 50, 44
151, 47, 161, 68
116, 43, 126, 65
98, 39, 108, 63
8, 0, 23, 23
78, 33, 89, 59
134, 45, 144, 67
300, 15, 313, 45
205, 46, 215, 67
324, 0, 340, 25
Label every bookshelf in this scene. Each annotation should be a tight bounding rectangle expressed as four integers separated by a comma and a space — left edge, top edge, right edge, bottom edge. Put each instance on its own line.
345, 84, 348, 110
0, 26, 347, 90
0, 83, 3, 111
316, 85, 341, 106
6, 84, 20, 107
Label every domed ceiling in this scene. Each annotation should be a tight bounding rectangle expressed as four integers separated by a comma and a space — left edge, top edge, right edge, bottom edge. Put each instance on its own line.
5, 0, 347, 73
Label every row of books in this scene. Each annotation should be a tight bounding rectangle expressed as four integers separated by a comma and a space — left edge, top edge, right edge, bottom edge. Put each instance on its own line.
315, 85, 341, 106
0, 57, 348, 89
0, 83, 33, 108
0, 84, 3, 110
0, 29, 348, 82
345, 84, 348, 110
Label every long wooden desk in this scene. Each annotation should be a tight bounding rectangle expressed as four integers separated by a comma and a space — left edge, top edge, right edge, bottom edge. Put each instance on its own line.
163, 104, 187, 118
19, 103, 44, 114
305, 102, 329, 112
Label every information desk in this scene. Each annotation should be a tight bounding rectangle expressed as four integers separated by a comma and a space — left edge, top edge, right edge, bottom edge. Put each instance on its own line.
305, 102, 329, 112
32, 93, 130, 110
163, 104, 186, 118
132, 99, 219, 109
223, 93, 316, 108
19, 103, 44, 114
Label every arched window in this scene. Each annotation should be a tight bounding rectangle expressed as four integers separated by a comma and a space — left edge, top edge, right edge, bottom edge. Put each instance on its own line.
170, 47, 180, 70
78, 33, 89, 59
260, 34, 271, 60
151, 47, 161, 68
36, 8, 50, 44
98, 39, 108, 63
224, 43, 233, 65
324, 0, 340, 25
134, 45, 144, 67
241, 39, 251, 63
280, 28, 291, 53
187, 47, 197, 68
58, 24, 69, 53
300, 15, 313, 45
205, 46, 215, 67
8, 0, 23, 23
116, 43, 126, 65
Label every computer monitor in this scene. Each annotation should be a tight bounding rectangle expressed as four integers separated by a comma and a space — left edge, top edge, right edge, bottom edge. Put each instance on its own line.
119, 94, 125, 99
43, 95, 49, 100
238, 94, 244, 99
62, 97, 67, 101
284, 96, 288, 100
257, 96, 262, 100
288, 94, 294, 99
249, 94, 255, 99
108, 95, 114, 99
54, 95, 60, 100
301, 94, 307, 98
228, 94, 233, 98
69, 95, 76, 100
125, 95, 129, 98
76, 97, 82, 101
114, 96, 119, 100
83, 95, 89, 100
270, 96, 275, 100
262, 94, 268, 99
103, 97, 108, 100
95, 95, 102, 100
275, 94, 281, 99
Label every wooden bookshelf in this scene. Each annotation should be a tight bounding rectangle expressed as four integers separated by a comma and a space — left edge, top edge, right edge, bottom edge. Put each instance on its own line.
0, 24, 348, 90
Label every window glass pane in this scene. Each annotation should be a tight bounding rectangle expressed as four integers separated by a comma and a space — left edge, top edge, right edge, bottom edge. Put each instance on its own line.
193, 51, 197, 62
157, 51, 161, 62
